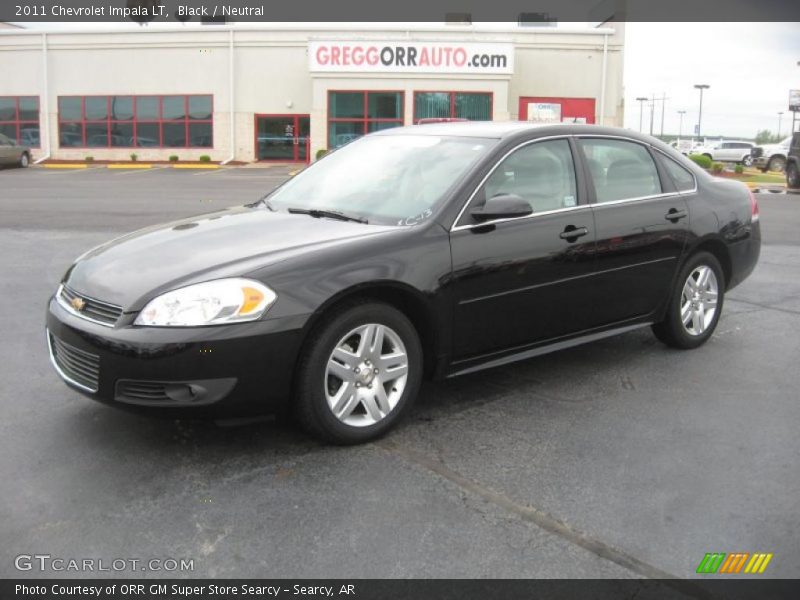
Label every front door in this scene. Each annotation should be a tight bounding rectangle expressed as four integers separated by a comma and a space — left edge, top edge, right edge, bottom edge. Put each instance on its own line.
449, 137, 597, 362
255, 115, 310, 162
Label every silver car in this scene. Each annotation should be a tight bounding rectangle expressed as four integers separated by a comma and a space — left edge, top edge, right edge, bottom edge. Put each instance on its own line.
0, 133, 31, 168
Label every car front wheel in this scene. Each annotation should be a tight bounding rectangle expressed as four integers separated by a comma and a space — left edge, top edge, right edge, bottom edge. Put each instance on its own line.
742, 155, 753, 167
767, 156, 786, 173
19, 152, 30, 168
294, 301, 422, 444
652, 251, 725, 349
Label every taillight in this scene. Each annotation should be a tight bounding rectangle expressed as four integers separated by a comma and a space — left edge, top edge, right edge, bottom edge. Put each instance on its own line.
749, 189, 759, 223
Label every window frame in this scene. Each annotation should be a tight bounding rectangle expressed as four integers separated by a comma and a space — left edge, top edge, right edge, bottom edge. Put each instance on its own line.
326, 90, 405, 149
574, 135, 670, 205
0, 96, 40, 148
452, 135, 586, 231
56, 94, 213, 149
652, 148, 699, 194
413, 90, 493, 123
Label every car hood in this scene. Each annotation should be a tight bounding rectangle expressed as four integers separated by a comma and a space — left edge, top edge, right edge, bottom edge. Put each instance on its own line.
65, 206, 398, 310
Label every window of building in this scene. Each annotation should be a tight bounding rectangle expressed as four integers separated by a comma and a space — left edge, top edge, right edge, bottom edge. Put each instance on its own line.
414, 92, 492, 122
579, 138, 662, 203
57, 95, 213, 148
328, 91, 403, 149
0, 96, 40, 147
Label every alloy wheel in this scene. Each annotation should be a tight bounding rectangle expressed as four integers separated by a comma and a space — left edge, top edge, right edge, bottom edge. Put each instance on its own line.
680, 265, 719, 336
324, 323, 409, 427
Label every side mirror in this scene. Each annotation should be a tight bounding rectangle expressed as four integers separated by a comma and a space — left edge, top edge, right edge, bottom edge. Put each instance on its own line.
470, 194, 532, 222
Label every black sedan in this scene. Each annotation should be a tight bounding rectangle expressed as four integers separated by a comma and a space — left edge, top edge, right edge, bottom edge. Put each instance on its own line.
46, 123, 761, 444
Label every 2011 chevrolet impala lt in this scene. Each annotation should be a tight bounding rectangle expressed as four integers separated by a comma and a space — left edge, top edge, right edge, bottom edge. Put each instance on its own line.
46, 123, 761, 444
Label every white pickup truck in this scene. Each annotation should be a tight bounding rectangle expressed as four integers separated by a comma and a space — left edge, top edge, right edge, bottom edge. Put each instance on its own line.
751, 136, 791, 173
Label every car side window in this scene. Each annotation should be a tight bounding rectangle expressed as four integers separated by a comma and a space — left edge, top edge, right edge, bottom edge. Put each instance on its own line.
661, 155, 696, 192
479, 139, 578, 214
579, 138, 662, 203
0, 133, 12, 146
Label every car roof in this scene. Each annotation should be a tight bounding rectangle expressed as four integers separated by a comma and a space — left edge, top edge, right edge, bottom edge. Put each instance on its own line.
373, 121, 665, 144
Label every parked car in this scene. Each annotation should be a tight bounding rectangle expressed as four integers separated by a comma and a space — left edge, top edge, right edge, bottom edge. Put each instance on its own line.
751, 136, 791, 173
692, 140, 755, 166
0, 132, 31, 167
46, 123, 761, 444
786, 132, 800, 191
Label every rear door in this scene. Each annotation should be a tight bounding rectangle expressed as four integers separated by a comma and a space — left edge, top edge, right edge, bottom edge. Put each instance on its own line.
577, 137, 690, 326
449, 137, 597, 360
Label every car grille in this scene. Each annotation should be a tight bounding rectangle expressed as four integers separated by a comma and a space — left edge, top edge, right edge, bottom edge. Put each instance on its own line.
48, 333, 100, 392
59, 285, 123, 326
116, 380, 173, 402
751, 147, 764, 159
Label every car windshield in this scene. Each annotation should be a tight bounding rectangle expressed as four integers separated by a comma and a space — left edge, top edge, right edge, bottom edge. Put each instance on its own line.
263, 134, 496, 226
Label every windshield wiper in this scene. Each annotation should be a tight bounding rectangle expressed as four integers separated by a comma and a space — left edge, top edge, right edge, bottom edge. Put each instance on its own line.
286, 207, 368, 224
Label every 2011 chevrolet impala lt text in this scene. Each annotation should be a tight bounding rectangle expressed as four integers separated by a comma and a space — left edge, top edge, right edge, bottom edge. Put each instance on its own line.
46, 123, 761, 444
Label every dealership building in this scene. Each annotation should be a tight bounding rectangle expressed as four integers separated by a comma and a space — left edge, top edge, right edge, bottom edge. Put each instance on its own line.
0, 22, 624, 163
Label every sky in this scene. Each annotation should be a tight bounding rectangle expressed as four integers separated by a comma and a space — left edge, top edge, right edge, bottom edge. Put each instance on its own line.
12, 21, 800, 140
623, 22, 800, 139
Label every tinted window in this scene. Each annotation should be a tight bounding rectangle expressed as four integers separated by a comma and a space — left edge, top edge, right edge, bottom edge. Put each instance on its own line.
481, 139, 578, 213
580, 139, 661, 203
662, 155, 696, 192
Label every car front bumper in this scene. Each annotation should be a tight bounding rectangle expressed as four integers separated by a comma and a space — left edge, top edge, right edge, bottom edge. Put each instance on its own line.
46, 295, 308, 418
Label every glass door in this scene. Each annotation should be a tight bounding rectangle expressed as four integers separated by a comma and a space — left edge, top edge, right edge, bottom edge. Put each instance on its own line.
255, 114, 310, 162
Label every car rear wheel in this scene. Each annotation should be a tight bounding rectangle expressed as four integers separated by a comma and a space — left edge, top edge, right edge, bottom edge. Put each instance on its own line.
786, 162, 800, 189
19, 152, 30, 168
766, 156, 786, 173
652, 251, 724, 349
294, 301, 422, 444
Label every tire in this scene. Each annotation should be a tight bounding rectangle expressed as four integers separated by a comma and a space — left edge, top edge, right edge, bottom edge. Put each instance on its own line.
766, 156, 786, 173
294, 301, 423, 444
652, 251, 725, 350
19, 152, 30, 168
742, 155, 753, 167
787, 162, 800, 189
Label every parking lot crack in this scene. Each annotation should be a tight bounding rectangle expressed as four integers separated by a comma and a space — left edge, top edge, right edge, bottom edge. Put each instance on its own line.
378, 440, 716, 600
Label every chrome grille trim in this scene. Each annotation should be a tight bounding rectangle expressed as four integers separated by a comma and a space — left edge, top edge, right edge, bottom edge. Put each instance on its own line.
46, 330, 100, 393
56, 284, 123, 328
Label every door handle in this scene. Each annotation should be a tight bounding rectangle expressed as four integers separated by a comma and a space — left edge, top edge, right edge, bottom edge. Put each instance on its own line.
559, 225, 589, 241
665, 208, 688, 222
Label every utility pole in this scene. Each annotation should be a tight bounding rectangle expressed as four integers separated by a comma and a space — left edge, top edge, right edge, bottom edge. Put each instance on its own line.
678, 110, 686, 138
649, 94, 655, 136
636, 97, 648, 132
694, 84, 710, 138
660, 92, 667, 137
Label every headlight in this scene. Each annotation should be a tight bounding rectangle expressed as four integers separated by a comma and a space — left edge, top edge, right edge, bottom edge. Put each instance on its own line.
134, 278, 277, 327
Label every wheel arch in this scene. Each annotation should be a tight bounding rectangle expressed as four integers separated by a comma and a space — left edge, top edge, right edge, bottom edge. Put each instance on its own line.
687, 237, 733, 290
294, 281, 441, 381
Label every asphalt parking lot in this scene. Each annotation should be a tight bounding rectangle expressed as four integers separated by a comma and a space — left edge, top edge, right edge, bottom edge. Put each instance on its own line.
1, 166, 799, 582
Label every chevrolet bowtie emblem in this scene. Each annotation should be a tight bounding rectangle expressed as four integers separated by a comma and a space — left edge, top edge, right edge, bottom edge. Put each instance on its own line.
70, 296, 86, 311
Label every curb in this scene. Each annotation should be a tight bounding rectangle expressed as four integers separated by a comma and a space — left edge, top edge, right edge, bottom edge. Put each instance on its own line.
171, 164, 219, 169
42, 163, 88, 169
107, 163, 153, 169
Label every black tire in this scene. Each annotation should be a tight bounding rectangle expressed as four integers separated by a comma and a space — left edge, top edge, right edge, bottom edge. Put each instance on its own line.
766, 156, 786, 173
19, 152, 30, 168
742, 155, 753, 167
786, 162, 800, 189
294, 301, 423, 445
652, 251, 725, 350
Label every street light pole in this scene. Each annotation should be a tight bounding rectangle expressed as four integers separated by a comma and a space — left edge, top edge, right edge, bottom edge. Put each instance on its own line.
694, 84, 710, 138
777, 111, 784, 137
678, 110, 686, 138
649, 94, 655, 136
636, 97, 648, 132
